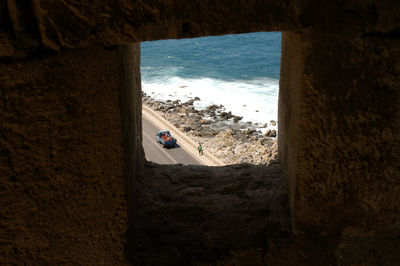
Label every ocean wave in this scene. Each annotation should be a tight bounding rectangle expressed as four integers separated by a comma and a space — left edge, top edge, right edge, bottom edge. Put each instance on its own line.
142, 76, 278, 126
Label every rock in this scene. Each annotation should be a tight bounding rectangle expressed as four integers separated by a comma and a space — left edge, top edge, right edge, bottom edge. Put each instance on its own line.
206, 110, 216, 117
207, 104, 222, 111
220, 111, 233, 120
143, 95, 278, 165
177, 187, 205, 196
179, 125, 192, 132
178, 107, 187, 114
233, 115, 243, 123
270, 120, 277, 126
200, 119, 211, 125
214, 183, 240, 194
246, 128, 256, 135
220, 112, 228, 119
265, 129, 277, 138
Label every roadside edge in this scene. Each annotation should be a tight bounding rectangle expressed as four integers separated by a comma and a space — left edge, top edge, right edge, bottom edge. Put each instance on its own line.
142, 105, 225, 166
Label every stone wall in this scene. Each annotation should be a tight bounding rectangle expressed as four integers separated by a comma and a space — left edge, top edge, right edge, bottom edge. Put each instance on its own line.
279, 31, 305, 222
2, 1, 399, 58
279, 29, 400, 264
1, 0, 400, 264
295, 32, 400, 236
0, 46, 128, 264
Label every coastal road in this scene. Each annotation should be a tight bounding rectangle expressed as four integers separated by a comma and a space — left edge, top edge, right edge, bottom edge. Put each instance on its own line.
142, 115, 203, 165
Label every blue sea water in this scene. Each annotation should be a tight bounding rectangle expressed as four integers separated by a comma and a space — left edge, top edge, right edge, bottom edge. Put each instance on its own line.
141, 32, 281, 128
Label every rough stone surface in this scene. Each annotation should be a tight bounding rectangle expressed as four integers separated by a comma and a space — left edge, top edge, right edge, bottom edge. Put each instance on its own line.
279, 31, 305, 226
1, 0, 400, 264
1, 1, 400, 59
132, 162, 289, 265
0, 46, 128, 264
295, 33, 400, 235
278, 29, 400, 262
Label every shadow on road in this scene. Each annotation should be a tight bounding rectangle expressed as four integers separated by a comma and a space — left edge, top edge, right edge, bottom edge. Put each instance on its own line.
164, 143, 181, 149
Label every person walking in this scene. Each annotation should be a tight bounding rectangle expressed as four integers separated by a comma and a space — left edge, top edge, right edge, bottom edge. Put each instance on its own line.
198, 143, 203, 155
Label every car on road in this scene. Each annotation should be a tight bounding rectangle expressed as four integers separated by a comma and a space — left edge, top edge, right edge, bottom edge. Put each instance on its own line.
156, 130, 177, 148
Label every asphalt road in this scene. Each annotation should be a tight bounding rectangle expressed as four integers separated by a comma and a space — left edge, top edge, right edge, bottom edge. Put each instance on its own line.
142, 115, 203, 165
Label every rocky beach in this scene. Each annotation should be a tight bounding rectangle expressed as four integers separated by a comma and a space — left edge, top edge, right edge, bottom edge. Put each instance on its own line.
143, 93, 278, 165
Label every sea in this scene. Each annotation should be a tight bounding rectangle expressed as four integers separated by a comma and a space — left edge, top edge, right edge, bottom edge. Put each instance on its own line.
141, 32, 281, 132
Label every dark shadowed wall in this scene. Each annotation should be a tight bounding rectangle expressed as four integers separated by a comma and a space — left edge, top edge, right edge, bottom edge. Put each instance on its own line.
1, 0, 399, 264
0, 46, 128, 264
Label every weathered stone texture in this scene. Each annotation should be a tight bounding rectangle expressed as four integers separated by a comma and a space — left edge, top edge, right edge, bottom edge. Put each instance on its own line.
279, 31, 305, 222
131, 162, 289, 264
1, 0, 400, 264
291, 32, 400, 235
2, 0, 400, 59
0, 47, 128, 264
117, 43, 145, 190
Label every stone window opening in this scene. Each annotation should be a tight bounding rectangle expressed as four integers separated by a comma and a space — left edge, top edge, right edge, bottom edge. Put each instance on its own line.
2, 1, 399, 265
127, 34, 291, 264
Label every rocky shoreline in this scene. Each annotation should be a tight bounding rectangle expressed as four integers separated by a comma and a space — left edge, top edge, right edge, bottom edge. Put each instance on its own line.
143, 93, 278, 165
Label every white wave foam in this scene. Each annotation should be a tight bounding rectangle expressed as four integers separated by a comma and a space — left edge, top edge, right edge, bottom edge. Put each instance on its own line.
142, 76, 279, 132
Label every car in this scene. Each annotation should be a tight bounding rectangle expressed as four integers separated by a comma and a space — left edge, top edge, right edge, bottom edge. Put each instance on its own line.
156, 130, 177, 148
